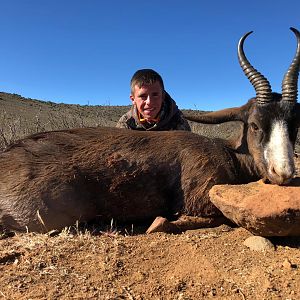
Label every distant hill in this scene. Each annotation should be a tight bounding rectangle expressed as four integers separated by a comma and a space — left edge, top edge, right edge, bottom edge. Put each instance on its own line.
0, 91, 130, 128
0, 92, 130, 148
0, 91, 299, 152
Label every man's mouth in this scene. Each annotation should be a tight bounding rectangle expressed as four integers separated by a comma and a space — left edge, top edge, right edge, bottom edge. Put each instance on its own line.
143, 108, 155, 113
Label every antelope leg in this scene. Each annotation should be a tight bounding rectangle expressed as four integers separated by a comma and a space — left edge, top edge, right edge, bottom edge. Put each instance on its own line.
146, 215, 230, 234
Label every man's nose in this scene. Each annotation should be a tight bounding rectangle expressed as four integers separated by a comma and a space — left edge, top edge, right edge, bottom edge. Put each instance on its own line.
145, 95, 152, 104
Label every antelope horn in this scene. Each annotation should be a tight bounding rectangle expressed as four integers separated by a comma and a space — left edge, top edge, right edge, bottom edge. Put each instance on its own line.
238, 31, 273, 105
281, 27, 300, 103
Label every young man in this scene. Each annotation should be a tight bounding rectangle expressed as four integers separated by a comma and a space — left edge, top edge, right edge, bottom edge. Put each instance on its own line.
116, 69, 191, 131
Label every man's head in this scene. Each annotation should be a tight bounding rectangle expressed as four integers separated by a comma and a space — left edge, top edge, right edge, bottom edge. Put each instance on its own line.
130, 69, 165, 121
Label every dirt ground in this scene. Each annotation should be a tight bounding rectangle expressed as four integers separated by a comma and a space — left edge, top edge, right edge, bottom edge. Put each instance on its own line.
1, 224, 300, 300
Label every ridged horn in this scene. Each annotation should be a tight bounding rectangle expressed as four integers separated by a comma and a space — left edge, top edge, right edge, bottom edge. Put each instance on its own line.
238, 31, 273, 105
281, 27, 300, 103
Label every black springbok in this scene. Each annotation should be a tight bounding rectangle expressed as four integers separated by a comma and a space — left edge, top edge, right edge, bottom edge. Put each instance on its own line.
0, 28, 299, 233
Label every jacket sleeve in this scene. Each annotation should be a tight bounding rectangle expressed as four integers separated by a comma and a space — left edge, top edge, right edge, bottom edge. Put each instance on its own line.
115, 114, 130, 129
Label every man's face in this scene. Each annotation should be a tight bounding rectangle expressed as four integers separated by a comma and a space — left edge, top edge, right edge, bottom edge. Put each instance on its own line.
130, 81, 164, 120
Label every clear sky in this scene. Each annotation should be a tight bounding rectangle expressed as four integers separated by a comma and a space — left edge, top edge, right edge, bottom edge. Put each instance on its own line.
0, 0, 300, 110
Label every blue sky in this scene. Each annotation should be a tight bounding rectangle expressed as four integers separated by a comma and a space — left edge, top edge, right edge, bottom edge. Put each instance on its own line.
0, 0, 300, 110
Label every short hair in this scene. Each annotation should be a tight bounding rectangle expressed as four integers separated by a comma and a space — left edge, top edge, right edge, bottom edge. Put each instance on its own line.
130, 69, 165, 95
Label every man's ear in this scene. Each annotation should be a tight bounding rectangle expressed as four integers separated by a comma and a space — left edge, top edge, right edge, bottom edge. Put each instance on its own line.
130, 95, 135, 105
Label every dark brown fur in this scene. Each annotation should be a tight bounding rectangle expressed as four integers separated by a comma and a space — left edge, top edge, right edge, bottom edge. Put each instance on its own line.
0, 126, 259, 232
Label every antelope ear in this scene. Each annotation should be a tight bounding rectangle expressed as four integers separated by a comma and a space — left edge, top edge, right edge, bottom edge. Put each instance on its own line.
183, 99, 255, 124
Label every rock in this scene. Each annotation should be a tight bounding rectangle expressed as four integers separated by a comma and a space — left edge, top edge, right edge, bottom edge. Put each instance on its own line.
209, 177, 300, 236
282, 258, 293, 269
243, 236, 275, 251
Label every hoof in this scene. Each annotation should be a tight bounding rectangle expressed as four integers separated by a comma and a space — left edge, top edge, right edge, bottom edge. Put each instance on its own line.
146, 216, 180, 234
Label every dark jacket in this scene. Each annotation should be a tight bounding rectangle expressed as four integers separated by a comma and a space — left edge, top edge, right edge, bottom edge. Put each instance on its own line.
116, 93, 191, 131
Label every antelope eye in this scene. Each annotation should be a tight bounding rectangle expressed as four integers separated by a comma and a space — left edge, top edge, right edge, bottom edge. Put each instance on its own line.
250, 122, 259, 131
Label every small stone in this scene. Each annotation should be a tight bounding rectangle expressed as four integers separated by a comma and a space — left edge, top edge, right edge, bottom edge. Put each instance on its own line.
209, 288, 217, 296
282, 258, 297, 269
243, 236, 275, 251
282, 259, 293, 269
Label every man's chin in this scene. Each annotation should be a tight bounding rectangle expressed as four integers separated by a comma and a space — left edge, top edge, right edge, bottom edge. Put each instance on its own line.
142, 113, 157, 120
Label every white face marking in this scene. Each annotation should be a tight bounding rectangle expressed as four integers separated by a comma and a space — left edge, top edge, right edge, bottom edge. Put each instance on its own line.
264, 120, 294, 180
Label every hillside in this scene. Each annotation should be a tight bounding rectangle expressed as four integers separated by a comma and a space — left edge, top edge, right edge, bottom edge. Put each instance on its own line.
0, 92, 129, 125
0, 92, 130, 146
0, 92, 243, 147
